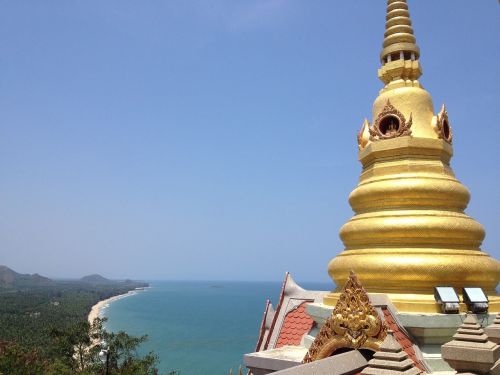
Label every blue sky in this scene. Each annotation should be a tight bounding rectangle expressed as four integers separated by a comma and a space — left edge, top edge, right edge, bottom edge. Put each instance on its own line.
0, 1, 498, 283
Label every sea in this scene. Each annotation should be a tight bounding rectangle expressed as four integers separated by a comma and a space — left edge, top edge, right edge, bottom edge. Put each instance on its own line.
102, 280, 332, 375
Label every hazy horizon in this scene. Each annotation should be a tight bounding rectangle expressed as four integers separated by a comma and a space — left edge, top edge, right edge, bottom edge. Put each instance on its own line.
1, 0, 499, 283
2, 266, 332, 285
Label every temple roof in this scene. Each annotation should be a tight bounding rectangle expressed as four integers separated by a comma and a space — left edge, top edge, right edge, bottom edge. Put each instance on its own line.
255, 299, 275, 352
276, 301, 314, 348
255, 272, 328, 352
249, 273, 430, 374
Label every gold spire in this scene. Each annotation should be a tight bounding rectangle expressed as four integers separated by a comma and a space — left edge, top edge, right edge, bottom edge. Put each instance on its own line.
381, 0, 419, 62
325, 0, 500, 313
378, 0, 422, 88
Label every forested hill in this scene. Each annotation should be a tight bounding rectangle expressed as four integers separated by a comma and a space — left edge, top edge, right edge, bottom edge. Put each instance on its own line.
0, 266, 157, 373
0, 265, 52, 288
80, 273, 114, 285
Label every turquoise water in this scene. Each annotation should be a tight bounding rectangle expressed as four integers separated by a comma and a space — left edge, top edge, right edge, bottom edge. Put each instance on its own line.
103, 280, 332, 375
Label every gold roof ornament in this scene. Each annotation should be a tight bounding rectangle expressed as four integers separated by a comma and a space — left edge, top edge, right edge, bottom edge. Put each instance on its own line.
381, 0, 420, 62
357, 119, 371, 151
325, 0, 500, 313
303, 272, 387, 363
432, 104, 453, 143
378, 0, 422, 90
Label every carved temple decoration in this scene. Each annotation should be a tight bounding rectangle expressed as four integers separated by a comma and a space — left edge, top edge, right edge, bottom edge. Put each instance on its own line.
369, 100, 412, 141
303, 272, 387, 363
357, 119, 370, 151
432, 104, 453, 143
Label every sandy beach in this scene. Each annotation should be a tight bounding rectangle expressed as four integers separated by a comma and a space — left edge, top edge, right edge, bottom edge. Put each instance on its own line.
87, 289, 143, 324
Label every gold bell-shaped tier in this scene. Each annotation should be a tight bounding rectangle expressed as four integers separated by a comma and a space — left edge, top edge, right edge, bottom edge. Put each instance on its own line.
325, 0, 500, 313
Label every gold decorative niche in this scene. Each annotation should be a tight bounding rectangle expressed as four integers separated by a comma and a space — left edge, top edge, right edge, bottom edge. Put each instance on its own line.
303, 272, 387, 363
326, 0, 500, 313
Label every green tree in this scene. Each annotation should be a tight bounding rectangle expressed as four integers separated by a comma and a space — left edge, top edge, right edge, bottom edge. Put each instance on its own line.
1, 318, 164, 374
83, 318, 160, 374
0, 342, 48, 375
49, 320, 92, 371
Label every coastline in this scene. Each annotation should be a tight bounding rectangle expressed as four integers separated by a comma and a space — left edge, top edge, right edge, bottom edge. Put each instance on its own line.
87, 288, 144, 324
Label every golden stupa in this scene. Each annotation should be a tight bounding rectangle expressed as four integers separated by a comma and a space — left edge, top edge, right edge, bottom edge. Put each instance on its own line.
325, 0, 500, 313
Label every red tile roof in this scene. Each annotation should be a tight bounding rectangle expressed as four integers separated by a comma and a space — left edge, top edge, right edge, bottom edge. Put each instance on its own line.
276, 302, 314, 348
381, 307, 425, 371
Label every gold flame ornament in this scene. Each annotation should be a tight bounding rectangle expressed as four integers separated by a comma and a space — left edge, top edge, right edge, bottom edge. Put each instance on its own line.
303, 272, 387, 363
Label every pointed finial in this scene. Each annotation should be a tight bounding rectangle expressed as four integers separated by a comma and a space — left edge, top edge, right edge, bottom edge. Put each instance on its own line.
485, 314, 500, 343
378, 0, 423, 88
361, 331, 423, 375
381, 0, 420, 63
442, 314, 499, 373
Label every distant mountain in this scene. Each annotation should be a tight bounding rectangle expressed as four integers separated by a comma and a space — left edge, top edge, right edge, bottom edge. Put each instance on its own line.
80, 274, 114, 285
0, 265, 52, 288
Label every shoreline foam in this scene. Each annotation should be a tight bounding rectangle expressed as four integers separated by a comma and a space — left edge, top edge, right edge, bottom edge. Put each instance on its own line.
87, 288, 144, 325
